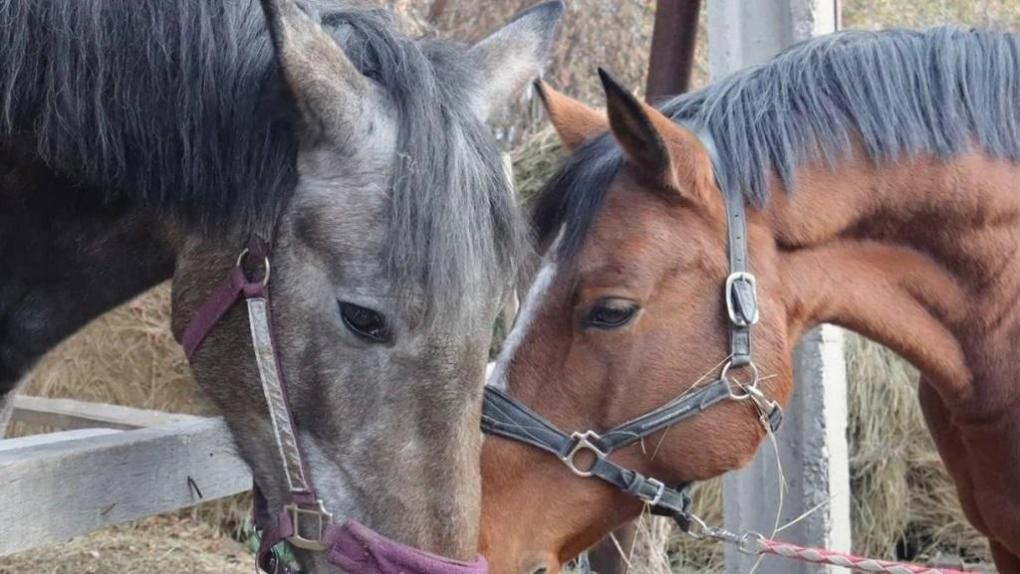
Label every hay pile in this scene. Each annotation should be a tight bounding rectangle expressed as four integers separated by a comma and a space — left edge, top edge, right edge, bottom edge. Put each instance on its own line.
0, 516, 249, 574
16, 284, 203, 418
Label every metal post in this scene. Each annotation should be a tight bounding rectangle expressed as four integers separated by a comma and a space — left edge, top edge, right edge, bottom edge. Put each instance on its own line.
646, 0, 702, 102
707, 2, 850, 573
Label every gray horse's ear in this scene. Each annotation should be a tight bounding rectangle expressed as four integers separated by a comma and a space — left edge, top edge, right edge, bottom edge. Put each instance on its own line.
467, 1, 565, 122
260, 0, 380, 140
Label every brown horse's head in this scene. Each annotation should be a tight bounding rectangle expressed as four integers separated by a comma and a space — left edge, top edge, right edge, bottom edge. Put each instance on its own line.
480, 74, 799, 573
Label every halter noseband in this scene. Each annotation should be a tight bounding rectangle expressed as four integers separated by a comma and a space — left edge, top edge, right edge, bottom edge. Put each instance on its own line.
178, 239, 486, 574
480, 129, 783, 530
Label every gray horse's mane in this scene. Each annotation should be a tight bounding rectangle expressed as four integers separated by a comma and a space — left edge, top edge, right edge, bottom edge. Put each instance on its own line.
534, 26, 1020, 258
0, 0, 525, 322
338, 9, 528, 322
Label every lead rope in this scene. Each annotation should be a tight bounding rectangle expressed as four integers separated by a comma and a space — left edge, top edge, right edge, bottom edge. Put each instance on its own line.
682, 516, 971, 574
680, 383, 969, 574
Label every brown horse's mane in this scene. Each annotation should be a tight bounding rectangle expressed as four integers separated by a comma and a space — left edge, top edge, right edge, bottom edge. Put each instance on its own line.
533, 26, 1020, 261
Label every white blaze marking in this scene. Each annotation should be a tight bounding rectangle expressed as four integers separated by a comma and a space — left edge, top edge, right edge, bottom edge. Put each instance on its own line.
487, 233, 563, 390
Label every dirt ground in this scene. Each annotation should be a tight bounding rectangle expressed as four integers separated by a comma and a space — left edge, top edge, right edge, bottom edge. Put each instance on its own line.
0, 517, 251, 574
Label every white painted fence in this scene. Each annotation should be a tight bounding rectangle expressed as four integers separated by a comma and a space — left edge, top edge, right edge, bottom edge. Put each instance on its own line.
0, 397, 250, 557
707, 2, 852, 573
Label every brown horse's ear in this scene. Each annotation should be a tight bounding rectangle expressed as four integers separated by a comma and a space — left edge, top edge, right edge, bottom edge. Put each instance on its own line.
598, 68, 713, 204
534, 81, 607, 151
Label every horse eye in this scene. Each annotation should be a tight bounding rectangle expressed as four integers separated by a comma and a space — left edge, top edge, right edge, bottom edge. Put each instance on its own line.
338, 302, 390, 343
585, 299, 641, 329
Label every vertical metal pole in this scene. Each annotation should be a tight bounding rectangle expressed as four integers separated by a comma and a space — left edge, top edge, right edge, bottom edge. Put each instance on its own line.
646, 0, 703, 102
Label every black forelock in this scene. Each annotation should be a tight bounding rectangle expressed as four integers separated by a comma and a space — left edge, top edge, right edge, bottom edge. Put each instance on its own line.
531, 133, 623, 260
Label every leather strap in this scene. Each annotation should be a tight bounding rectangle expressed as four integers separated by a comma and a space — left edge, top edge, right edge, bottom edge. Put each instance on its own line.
482, 386, 698, 523
255, 495, 488, 574
247, 296, 313, 494
179, 266, 253, 360
481, 386, 578, 457
593, 381, 732, 452
696, 129, 759, 368
179, 244, 318, 501
588, 457, 691, 514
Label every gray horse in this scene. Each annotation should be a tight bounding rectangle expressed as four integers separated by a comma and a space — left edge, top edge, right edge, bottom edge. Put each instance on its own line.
0, 0, 562, 569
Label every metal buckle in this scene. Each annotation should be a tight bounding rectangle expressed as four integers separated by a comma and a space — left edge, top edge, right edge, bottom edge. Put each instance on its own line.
641, 477, 667, 506
561, 431, 607, 478
284, 500, 333, 551
725, 272, 759, 327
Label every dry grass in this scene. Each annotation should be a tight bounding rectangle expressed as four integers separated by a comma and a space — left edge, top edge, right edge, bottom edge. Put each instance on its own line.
15, 284, 202, 418
843, 0, 1020, 30
845, 334, 989, 565
0, 516, 250, 574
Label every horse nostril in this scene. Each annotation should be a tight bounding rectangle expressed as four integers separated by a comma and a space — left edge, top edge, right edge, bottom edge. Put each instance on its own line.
530, 568, 548, 574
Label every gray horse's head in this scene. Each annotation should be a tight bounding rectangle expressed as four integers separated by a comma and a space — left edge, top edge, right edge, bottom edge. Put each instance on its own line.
171, 0, 562, 569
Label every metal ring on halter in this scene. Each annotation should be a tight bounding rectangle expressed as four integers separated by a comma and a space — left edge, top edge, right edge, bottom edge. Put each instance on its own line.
236, 248, 271, 286
561, 431, 607, 478
719, 360, 760, 401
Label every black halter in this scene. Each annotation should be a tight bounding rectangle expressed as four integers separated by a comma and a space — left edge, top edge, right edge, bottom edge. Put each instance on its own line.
480, 129, 782, 530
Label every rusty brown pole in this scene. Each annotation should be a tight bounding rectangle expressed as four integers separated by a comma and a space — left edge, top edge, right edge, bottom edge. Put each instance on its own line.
646, 0, 702, 102
586, 3, 702, 574
427, 0, 450, 23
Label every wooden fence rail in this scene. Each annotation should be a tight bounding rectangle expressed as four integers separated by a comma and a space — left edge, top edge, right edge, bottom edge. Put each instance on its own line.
0, 397, 250, 557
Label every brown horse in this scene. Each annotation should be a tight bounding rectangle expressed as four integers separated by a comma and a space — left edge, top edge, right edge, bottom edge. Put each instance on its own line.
480, 27, 1020, 574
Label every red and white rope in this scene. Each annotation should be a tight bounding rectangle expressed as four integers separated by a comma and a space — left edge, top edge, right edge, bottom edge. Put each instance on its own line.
744, 535, 971, 574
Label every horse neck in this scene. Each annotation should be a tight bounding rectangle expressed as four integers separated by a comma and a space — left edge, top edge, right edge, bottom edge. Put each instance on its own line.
764, 150, 1020, 416
0, 159, 176, 394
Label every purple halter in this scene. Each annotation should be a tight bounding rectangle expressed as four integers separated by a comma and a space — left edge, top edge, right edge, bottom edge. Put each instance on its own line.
179, 241, 487, 574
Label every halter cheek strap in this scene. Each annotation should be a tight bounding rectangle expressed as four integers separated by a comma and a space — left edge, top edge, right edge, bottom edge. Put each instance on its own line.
697, 130, 759, 368
179, 242, 487, 574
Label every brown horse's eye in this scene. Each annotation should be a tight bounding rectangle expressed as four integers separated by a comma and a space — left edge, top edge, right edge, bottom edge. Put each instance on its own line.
339, 302, 390, 343
585, 299, 640, 330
